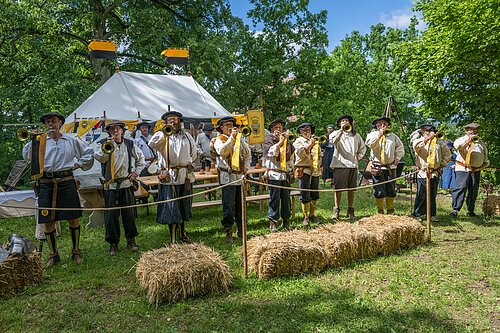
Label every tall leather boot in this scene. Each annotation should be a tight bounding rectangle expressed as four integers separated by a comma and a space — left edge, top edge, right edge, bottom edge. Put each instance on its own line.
69, 225, 83, 264
224, 226, 233, 244
301, 203, 310, 226
45, 230, 60, 268
375, 198, 385, 214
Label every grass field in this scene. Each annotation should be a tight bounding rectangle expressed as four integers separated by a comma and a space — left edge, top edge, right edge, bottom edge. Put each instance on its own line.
0, 187, 498, 332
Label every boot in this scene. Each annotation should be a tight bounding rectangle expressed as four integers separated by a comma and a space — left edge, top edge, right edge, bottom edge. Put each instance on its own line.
224, 226, 233, 244
282, 219, 290, 231
332, 207, 340, 221
347, 207, 356, 221
71, 249, 83, 264
309, 200, 318, 224
109, 244, 118, 256
269, 219, 278, 233
386, 197, 395, 214
37, 239, 44, 257
46, 253, 60, 268
301, 203, 310, 226
375, 198, 385, 214
127, 238, 139, 252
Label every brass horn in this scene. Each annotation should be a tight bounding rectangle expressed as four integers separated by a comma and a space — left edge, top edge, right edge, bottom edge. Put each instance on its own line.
162, 124, 174, 136
240, 125, 252, 137
313, 135, 328, 144
383, 128, 392, 136
436, 131, 445, 139
342, 124, 352, 132
471, 135, 480, 143
287, 132, 297, 143
101, 141, 115, 154
16, 128, 30, 142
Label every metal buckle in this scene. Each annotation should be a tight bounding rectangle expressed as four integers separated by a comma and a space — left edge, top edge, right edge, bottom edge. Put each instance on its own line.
45, 171, 54, 178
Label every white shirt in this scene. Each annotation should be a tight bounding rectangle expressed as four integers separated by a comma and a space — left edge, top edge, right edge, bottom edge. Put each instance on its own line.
148, 130, 197, 185
454, 135, 489, 172
22, 134, 94, 172
134, 134, 155, 162
413, 137, 451, 178
94, 139, 145, 189
264, 134, 294, 181
365, 130, 405, 169
214, 134, 251, 185
293, 136, 323, 177
329, 130, 366, 169
195, 132, 216, 159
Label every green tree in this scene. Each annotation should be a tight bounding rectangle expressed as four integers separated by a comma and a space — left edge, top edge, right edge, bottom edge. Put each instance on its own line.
397, 0, 500, 164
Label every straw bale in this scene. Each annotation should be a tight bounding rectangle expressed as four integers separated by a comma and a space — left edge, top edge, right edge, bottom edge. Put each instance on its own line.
357, 214, 425, 255
482, 195, 500, 217
136, 243, 232, 305
0, 253, 44, 297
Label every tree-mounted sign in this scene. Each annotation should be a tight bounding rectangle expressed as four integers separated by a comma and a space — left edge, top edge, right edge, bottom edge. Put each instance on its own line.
88, 40, 117, 59
161, 48, 189, 65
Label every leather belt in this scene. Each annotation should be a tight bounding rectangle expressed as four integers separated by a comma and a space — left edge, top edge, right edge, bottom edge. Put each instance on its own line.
42, 170, 73, 179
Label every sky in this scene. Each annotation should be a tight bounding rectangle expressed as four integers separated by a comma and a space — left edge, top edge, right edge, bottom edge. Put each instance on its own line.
228, 0, 420, 51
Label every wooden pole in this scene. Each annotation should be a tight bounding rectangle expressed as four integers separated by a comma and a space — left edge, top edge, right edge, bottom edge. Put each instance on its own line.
241, 178, 248, 278
426, 170, 431, 242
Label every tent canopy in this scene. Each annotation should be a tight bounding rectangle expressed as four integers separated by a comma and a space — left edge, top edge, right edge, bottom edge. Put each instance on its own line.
72, 71, 231, 123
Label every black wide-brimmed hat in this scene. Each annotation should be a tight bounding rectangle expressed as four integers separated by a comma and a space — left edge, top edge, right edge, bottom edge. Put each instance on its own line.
336, 114, 353, 127
371, 117, 391, 128
463, 122, 480, 130
203, 123, 215, 131
40, 112, 65, 125
268, 118, 286, 131
136, 121, 151, 129
216, 116, 237, 133
161, 110, 183, 121
296, 122, 315, 135
420, 124, 437, 132
105, 120, 126, 131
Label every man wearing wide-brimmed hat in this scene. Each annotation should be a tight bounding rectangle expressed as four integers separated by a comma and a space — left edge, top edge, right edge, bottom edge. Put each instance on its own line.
196, 123, 216, 171
149, 110, 197, 244
329, 114, 366, 221
214, 116, 251, 243
412, 124, 451, 221
263, 118, 295, 232
95, 120, 145, 256
365, 116, 405, 215
293, 122, 323, 226
321, 124, 335, 187
450, 123, 490, 217
22, 112, 94, 267
134, 121, 157, 176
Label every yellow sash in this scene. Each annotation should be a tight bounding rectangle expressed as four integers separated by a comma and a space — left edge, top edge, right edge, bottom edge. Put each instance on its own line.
311, 140, 319, 174
465, 141, 474, 168
231, 133, 242, 171
280, 137, 288, 170
380, 135, 386, 165
427, 137, 437, 169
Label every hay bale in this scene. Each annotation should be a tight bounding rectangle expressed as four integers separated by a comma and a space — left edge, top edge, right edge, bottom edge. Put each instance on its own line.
247, 230, 327, 279
136, 243, 232, 305
357, 214, 425, 255
483, 195, 500, 217
0, 253, 44, 297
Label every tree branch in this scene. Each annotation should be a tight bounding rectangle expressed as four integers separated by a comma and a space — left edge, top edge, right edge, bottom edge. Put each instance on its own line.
118, 52, 169, 68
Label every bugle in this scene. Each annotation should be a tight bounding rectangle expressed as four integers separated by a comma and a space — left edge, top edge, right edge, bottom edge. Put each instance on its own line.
436, 131, 445, 139
471, 135, 480, 143
287, 132, 297, 143
313, 135, 328, 144
16, 128, 44, 142
101, 141, 115, 154
383, 128, 391, 136
342, 124, 352, 132
240, 125, 252, 137
162, 124, 174, 136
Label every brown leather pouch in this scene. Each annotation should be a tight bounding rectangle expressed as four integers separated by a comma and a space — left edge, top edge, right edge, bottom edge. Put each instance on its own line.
294, 167, 304, 178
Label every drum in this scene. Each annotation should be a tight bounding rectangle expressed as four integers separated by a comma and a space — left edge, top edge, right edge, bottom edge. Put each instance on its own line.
147, 160, 159, 175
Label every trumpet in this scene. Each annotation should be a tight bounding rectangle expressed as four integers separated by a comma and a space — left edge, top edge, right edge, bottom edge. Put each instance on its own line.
436, 131, 445, 139
312, 135, 328, 144
16, 128, 44, 142
162, 124, 175, 136
342, 124, 352, 132
240, 125, 252, 137
383, 128, 391, 136
101, 141, 115, 154
471, 135, 480, 143
287, 132, 296, 143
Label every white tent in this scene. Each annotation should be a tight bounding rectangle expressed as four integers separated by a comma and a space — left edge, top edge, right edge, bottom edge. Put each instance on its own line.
71, 71, 231, 123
